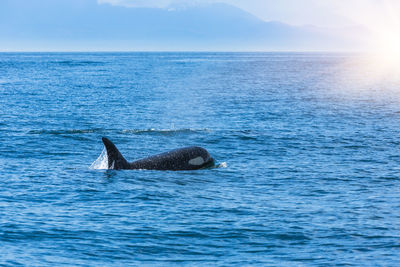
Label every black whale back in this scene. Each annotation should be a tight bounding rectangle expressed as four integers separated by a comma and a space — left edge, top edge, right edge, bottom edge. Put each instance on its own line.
101, 137, 214, 171
130, 146, 214, 170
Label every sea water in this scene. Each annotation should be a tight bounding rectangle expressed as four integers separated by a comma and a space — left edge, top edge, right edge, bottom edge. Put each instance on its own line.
1, 52, 400, 266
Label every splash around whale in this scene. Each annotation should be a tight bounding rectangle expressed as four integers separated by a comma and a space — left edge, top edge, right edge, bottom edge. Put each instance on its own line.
100, 137, 215, 171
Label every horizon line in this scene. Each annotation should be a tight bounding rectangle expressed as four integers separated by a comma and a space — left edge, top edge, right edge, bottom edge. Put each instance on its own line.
0, 50, 366, 54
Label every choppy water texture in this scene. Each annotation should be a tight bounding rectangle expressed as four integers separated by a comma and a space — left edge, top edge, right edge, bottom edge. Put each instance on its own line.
1, 52, 400, 266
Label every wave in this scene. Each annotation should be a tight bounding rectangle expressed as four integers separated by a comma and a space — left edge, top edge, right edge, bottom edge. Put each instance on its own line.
52, 60, 104, 66
28, 128, 209, 135
27, 129, 104, 135
120, 128, 210, 135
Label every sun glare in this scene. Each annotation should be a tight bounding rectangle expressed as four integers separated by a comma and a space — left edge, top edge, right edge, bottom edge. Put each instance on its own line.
366, 1, 400, 67
342, 28, 400, 89
334, 0, 400, 70
374, 29, 400, 66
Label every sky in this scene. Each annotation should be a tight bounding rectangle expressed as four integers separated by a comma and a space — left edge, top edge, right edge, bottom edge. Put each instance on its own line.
99, 0, 400, 28
98, 0, 400, 55
1, 0, 400, 53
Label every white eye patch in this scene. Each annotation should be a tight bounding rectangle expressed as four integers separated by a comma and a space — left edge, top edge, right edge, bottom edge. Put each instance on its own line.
189, 156, 204, 166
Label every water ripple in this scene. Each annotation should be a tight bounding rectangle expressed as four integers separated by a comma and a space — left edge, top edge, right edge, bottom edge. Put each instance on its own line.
1, 52, 400, 266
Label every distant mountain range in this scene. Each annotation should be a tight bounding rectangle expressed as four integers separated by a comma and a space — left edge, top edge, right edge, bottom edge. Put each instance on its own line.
0, 0, 371, 51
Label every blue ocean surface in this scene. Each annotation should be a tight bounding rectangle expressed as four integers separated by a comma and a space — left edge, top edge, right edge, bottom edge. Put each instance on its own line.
1, 52, 400, 266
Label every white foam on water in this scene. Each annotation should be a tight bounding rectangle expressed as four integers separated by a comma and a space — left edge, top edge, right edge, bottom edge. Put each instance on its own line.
216, 162, 227, 168
90, 148, 109, 170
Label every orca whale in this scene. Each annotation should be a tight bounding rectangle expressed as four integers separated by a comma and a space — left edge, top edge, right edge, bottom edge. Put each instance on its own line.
101, 137, 215, 171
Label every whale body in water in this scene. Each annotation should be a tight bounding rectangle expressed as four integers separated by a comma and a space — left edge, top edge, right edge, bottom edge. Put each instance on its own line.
101, 137, 215, 171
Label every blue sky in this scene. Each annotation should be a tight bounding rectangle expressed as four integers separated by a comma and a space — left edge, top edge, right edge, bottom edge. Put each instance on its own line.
99, 0, 400, 54
1, 0, 399, 52
99, 0, 400, 28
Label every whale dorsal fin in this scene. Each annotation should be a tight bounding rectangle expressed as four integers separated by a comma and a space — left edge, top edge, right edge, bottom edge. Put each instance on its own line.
102, 137, 130, 170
